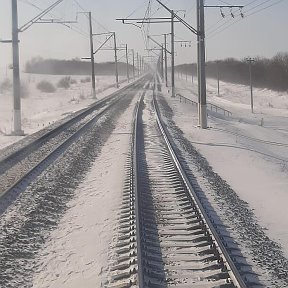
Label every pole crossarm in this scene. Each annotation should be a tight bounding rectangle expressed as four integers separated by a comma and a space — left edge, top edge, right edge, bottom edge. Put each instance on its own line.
93, 32, 113, 36
136, 20, 180, 24
116, 17, 172, 21
116, 17, 179, 25
0, 39, 13, 43
96, 48, 125, 51
155, 0, 198, 35
148, 49, 161, 57
204, 5, 244, 8
147, 35, 171, 54
93, 33, 113, 54
150, 33, 171, 36
35, 19, 77, 24
19, 0, 65, 32
175, 40, 191, 43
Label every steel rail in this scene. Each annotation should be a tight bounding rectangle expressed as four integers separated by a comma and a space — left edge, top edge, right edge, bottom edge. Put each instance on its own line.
0, 96, 117, 202
107, 78, 153, 288
152, 86, 247, 288
0, 79, 147, 211
133, 91, 145, 288
0, 77, 146, 167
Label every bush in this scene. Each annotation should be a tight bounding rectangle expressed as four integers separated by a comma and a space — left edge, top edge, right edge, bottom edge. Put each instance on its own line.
80, 76, 91, 83
79, 91, 85, 99
37, 80, 56, 93
176, 52, 288, 91
0, 79, 12, 92
70, 78, 77, 84
57, 76, 71, 89
21, 83, 29, 98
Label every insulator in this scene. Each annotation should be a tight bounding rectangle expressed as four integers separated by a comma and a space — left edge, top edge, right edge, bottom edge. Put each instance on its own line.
220, 8, 225, 18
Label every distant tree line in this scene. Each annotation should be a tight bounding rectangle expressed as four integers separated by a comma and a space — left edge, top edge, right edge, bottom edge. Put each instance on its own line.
175, 52, 288, 91
25, 57, 134, 76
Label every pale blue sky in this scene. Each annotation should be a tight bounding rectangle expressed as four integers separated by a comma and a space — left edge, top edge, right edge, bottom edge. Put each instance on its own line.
0, 0, 288, 75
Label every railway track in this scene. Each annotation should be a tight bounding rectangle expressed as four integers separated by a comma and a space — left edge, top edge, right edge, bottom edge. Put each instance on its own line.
109, 79, 252, 287
0, 77, 148, 214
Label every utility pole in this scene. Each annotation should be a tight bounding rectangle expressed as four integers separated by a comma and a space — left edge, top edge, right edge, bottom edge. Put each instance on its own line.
216, 61, 220, 96
125, 44, 129, 83
171, 10, 175, 97
88, 12, 96, 99
137, 52, 140, 77
161, 45, 164, 79
113, 32, 119, 88
199, 3, 243, 126
132, 49, 135, 80
5, 0, 68, 135
197, 0, 207, 128
197, 2, 201, 126
147, 34, 169, 83
88, 31, 121, 88
11, 0, 23, 135
164, 34, 168, 87
246, 57, 255, 113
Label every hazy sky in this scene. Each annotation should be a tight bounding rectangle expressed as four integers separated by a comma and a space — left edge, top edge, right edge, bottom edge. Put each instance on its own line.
0, 0, 288, 76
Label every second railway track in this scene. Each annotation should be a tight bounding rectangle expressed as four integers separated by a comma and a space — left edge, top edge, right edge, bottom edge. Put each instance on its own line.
0, 77, 149, 214
109, 79, 252, 287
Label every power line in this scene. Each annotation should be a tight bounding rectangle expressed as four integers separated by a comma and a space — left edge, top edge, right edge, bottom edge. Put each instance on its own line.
73, 0, 109, 33
19, 0, 90, 38
207, 0, 285, 39
125, 2, 148, 19
207, 0, 272, 36
185, 2, 197, 17
150, 0, 172, 17
246, 0, 285, 17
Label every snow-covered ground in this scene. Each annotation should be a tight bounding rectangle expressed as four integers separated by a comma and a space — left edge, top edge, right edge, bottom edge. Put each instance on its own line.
164, 74, 288, 257
0, 72, 138, 288
32, 97, 136, 287
1, 70, 288, 284
0, 73, 127, 149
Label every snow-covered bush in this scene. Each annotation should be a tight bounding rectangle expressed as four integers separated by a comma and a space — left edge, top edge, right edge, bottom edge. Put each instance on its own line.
57, 76, 71, 89
79, 91, 85, 99
37, 80, 56, 93
80, 77, 91, 83
0, 79, 12, 93
70, 78, 77, 84
21, 83, 30, 98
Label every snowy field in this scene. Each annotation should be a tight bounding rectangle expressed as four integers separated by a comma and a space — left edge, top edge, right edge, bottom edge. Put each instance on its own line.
164, 74, 288, 257
0, 73, 127, 149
